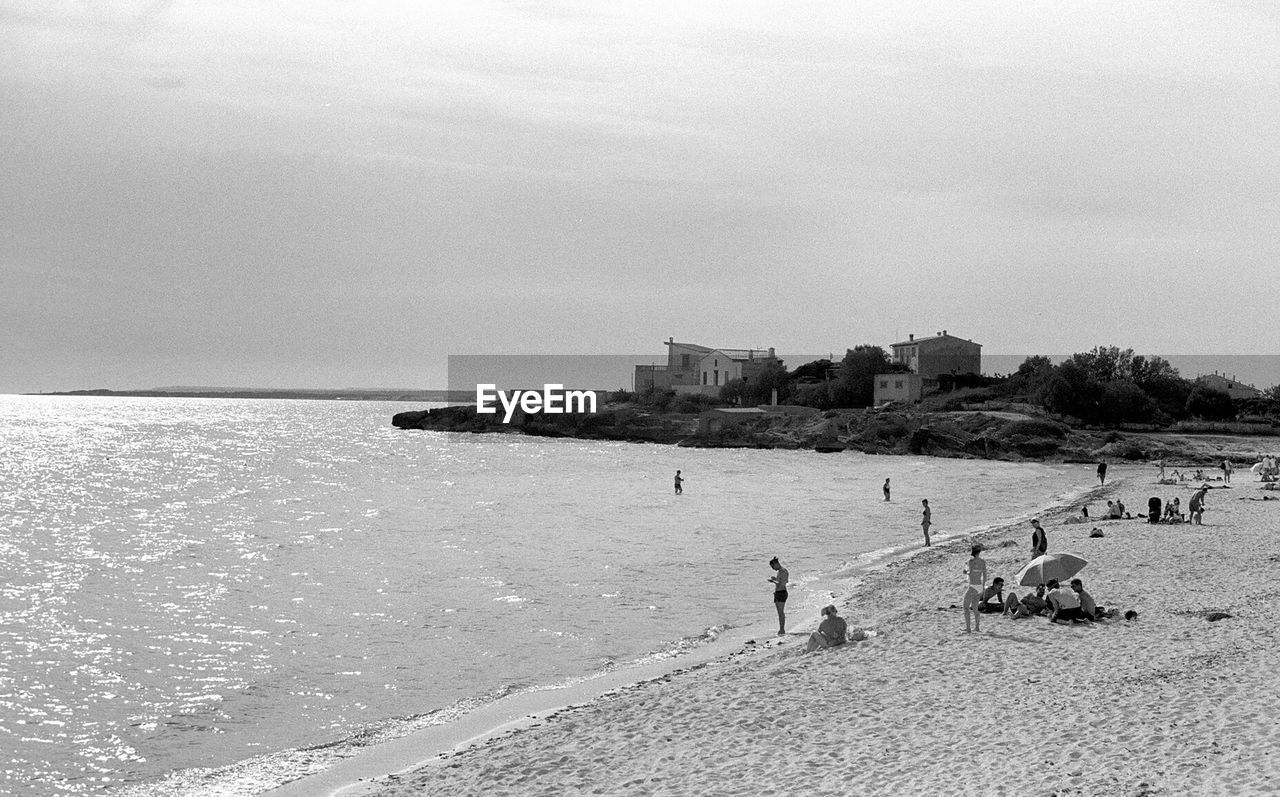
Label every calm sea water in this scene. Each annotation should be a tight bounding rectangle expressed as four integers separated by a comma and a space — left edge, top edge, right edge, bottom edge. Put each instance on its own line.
0, 396, 1097, 796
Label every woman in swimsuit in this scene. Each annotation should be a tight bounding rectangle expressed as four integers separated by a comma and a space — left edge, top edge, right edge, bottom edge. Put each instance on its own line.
962, 545, 987, 633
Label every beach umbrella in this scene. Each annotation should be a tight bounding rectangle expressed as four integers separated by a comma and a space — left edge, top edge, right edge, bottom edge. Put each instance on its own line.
1015, 552, 1088, 587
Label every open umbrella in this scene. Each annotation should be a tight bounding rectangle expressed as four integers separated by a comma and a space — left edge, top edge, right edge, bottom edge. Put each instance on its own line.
1015, 552, 1088, 587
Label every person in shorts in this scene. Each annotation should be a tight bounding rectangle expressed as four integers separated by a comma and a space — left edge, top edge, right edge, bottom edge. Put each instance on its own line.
768, 556, 789, 636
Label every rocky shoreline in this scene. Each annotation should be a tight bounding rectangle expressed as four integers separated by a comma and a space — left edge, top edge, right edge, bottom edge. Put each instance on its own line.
392, 403, 1277, 465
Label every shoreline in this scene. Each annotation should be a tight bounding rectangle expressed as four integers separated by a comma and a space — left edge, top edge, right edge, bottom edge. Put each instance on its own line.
265, 474, 1114, 797
270, 468, 1280, 796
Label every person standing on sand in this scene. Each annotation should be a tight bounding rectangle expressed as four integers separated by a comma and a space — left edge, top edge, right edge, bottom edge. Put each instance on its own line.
768, 556, 789, 635
883, 478, 891, 501
1030, 519, 1047, 559
1098, 461, 1108, 485
962, 545, 987, 633
1158, 459, 1166, 481
921, 499, 932, 547
1223, 459, 1232, 484
1189, 485, 1209, 524
674, 470, 683, 495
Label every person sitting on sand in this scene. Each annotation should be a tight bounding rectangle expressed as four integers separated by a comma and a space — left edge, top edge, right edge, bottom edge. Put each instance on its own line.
976, 577, 1008, 614
805, 605, 848, 652
1106, 500, 1122, 519
1008, 584, 1050, 619
1070, 578, 1102, 620
1046, 579, 1090, 624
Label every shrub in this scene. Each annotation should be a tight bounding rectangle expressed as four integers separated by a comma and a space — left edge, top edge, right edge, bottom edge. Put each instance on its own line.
998, 419, 1068, 439
672, 393, 723, 414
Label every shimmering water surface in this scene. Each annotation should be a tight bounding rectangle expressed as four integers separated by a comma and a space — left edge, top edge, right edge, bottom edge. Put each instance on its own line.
0, 396, 1095, 795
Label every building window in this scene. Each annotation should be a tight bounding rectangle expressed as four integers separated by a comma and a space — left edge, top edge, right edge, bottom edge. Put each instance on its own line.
681, 354, 690, 368
879, 380, 888, 388
714, 369, 719, 385
702, 372, 708, 385
895, 380, 904, 389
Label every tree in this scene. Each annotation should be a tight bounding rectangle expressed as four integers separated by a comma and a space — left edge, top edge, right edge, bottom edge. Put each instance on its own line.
1003, 355, 1055, 398
1185, 386, 1234, 420
1129, 355, 1191, 418
1039, 360, 1104, 422
1097, 380, 1156, 423
791, 381, 835, 410
721, 361, 791, 406
789, 358, 835, 383
830, 345, 906, 408
1069, 346, 1135, 384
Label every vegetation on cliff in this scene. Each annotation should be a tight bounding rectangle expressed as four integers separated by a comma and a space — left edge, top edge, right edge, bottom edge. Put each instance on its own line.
393, 344, 1279, 462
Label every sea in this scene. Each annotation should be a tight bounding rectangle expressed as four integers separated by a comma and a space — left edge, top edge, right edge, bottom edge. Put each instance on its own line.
0, 395, 1102, 796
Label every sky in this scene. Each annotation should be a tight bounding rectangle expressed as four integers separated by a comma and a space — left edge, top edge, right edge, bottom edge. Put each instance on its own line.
2, 1, 1278, 392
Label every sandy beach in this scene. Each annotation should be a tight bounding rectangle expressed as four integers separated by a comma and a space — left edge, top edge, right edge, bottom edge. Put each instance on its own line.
275, 472, 1280, 797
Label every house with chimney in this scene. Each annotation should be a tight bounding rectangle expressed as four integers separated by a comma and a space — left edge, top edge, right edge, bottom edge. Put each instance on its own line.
635, 338, 783, 396
874, 330, 982, 405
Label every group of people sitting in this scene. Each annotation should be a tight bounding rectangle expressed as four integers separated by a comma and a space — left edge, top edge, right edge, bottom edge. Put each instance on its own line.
976, 576, 1108, 623
1111, 493, 1206, 524
1102, 499, 1128, 519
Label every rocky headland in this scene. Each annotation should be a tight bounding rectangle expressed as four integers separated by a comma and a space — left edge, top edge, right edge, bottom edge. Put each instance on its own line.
392, 401, 1278, 465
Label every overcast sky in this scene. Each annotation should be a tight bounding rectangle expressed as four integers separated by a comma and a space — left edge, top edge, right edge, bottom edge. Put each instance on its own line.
3, 1, 1277, 392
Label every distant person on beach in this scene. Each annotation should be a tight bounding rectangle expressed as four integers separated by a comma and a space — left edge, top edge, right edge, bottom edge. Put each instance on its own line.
883, 478, 891, 501
1047, 579, 1089, 624
1098, 461, 1108, 485
1158, 459, 1166, 481
674, 470, 683, 495
805, 605, 848, 652
1222, 459, 1232, 483
768, 557, 789, 635
1107, 500, 1122, 519
1081, 506, 1089, 519
1030, 519, 1047, 559
921, 499, 932, 547
1166, 497, 1183, 522
962, 545, 987, 633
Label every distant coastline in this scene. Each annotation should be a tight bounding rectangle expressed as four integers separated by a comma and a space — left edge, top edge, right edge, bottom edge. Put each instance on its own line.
25, 388, 473, 403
